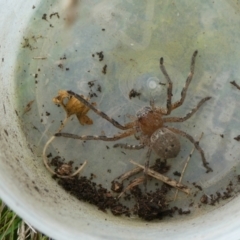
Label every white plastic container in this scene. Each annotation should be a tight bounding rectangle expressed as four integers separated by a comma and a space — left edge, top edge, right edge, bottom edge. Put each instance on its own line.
1, 1, 240, 239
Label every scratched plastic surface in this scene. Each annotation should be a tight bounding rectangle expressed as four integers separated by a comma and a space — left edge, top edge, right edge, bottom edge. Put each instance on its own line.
15, 0, 240, 215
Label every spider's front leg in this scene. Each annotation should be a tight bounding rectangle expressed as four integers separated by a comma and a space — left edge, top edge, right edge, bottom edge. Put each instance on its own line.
172, 50, 198, 110
163, 96, 211, 123
55, 129, 135, 141
67, 90, 133, 130
159, 50, 198, 115
159, 57, 173, 115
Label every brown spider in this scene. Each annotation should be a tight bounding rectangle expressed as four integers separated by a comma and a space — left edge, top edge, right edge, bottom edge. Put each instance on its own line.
55, 50, 213, 173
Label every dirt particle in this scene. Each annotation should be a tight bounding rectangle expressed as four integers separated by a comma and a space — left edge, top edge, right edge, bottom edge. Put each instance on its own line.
58, 64, 64, 69
173, 171, 181, 177
230, 80, 240, 90
88, 80, 95, 88
111, 181, 123, 193
23, 100, 34, 114
200, 194, 208, 204
50, 12, 60, 19
102, 64, 107, 74
96, 51, 104, 61
42, 13, 48, 21
178, 208, 190, 215
3, 104, 6, 114
129, 89, 141, 99
192, 182, 203, 191
234, 135, 240, 141
34, 186, 40, 192
4, 129, 8, 136
60, 55, 67, 60
97, 85, 102, 92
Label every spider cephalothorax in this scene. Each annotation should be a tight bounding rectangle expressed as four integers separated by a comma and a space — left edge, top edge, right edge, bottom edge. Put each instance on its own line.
136, 106, 164, 137
55, 50, 213, 173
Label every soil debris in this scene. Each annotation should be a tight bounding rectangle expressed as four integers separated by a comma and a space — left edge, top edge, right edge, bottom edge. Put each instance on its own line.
102, 64, 107, 74
96, 51, 104, 61
234, 135, 240, 141
23, 100, 34, 114
129, 89, 141, 99
50, 12, 60, 19
131, 185, 173, 221
230, 80, 240, 90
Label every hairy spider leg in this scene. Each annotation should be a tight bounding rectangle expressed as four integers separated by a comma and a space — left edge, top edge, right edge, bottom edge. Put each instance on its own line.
159, 57, 173, 115
67, 90, 133, 130
158, 50, 198, 115
172, 50, 198, 110
167, 127, 213, 173
163, 96, 211, 123
55, 129, 135, 141
113, 143, 145, 150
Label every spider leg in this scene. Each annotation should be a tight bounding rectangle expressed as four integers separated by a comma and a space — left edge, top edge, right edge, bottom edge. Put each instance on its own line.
171, 50, 198, 110
113, 143, 144, 150
67, 90, 132, 130
55, 129, 135, 141
163, 96, 211, 123
167, 127, 213, 173
159, 57, 173, 115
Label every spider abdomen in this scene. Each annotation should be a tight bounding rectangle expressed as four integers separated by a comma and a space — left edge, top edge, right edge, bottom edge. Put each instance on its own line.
150, 128, 181, 159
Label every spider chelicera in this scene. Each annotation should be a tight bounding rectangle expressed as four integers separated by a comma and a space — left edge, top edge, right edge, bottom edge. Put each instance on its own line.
55, 50, 213, 173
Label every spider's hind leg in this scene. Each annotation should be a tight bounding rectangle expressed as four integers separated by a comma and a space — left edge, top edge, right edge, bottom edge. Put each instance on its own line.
167, 127, 213, 173
113, 143, 144, 150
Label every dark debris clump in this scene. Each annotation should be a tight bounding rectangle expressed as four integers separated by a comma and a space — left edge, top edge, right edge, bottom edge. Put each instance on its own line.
57, 176, 129, 216
131, 185, 172, 221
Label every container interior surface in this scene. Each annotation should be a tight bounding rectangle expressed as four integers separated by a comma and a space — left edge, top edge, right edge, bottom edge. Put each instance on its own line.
1, 0, 240, 239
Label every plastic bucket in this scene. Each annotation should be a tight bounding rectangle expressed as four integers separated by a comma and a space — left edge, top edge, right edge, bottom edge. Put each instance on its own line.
1, 1, 240, 239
